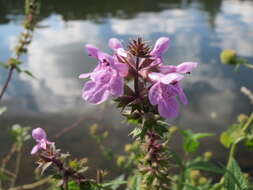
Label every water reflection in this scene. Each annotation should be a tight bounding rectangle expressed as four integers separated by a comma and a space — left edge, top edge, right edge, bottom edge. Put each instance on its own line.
0, 0, 253, 185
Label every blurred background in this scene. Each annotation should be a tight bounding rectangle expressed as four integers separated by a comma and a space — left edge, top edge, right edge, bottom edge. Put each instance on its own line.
0, 0, 253, 185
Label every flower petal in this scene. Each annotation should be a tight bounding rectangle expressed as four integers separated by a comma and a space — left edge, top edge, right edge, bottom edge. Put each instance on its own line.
174, 83, 188, 104
158, 65, 177, 74
110, 75, 124, 97
82, 81, 110, 104
85, 44, 99, 58
158, 97, 179, 118
97, 51, 114, 64
108, 38, 123, 51
148, 82, 162, 105
32, 128, 47, 141
79, 73, 91, 79
176, 62, 198, 73
116, 48, 127, 57
31, 144, 40, 155
161, 73, 184, 84
40, 139, 47, 150
115, 63, 129, 77
150, 37, 170, 57
148, 72, 163, 82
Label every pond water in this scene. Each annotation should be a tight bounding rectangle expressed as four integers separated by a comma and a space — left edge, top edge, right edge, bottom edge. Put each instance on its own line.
0, 0, 253, 185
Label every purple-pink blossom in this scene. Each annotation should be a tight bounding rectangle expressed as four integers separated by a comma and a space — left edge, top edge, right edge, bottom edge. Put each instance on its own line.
31, 128, 53, 155
148, 72, 188, 118
79, 39, 129, 104
80, 37, 198, 119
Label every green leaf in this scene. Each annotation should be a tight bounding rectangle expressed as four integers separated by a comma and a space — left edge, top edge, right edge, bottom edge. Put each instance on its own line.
23, 70, 36, 78
129, 128, 142, 138
180, 130, 214, 153
0, 107, 7, 115
224, 158, 248, 190
15, 65, 22, 73
68, 181, 80, 190
187, 161, 225, 174
79, 182, 93, 190
0, 172, 10, 181
130, 174, 142, 190
101, 175, 126, 189
220, 124, 245, 148
9, 58, 22, 65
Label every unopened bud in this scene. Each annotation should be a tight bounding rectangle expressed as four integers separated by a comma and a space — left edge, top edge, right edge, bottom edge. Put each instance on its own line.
237, 114, 248, 123
89, 124, 98, 135
124, 144, 132, 152
116, 155, 126, 167
169, 126, 178, 134
199, 177, 208, 185
190, 170, 200, 180
204, 152, 213, 160
220, 49, 237, 65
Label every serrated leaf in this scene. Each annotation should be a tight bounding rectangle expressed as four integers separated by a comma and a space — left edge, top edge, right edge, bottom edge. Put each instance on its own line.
224, 158, 248, 190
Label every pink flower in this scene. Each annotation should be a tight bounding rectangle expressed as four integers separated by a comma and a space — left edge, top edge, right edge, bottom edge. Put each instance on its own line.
79, 39, 129, 104
31, 128, 53, 155
148, 72, 188, 118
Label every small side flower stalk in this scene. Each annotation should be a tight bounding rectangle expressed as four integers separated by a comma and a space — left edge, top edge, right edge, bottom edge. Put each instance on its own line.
31, 128, 92, 189
79, 37, 198, 189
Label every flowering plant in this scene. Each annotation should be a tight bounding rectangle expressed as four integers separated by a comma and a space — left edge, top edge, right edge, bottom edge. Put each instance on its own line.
27, 37, 253, 190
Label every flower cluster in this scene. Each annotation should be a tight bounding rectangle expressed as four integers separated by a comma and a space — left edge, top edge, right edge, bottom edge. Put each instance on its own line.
79, 37, 197, 118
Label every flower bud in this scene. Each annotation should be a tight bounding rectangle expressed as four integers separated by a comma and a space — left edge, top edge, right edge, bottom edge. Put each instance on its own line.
204, 151, 213, 160
169, 126, 178, 134
220, 49, 237, 65
124, 144, 132, 152
190, 170, 200, 180
199, 177, 208, 185
237, 114, 248, 123
89, 124, 98, 135
116, 155, 126, 167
